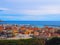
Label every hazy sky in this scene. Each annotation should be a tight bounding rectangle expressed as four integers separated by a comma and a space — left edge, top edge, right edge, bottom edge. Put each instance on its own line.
0, 0, 60, 21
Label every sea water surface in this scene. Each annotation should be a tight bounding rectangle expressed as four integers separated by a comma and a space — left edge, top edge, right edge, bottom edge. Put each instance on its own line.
0, 21, 60, 27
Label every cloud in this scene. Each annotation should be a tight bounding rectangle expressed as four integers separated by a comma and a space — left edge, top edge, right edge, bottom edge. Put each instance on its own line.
0, 0, 60, 21
0, 15, 60, 21
5, 0, 60, 3
0, 15, 26, 21
1, 5, 60, 15
0, 10, 3, 11
0, 8, 9, 11
0, 0, 60, 15
5, 0, 43, 2
15, 5, 60, 15
0, 8, 11, 14
2, 5, 59, 15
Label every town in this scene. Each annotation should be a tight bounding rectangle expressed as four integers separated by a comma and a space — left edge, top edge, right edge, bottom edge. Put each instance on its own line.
0, 24, 60, 40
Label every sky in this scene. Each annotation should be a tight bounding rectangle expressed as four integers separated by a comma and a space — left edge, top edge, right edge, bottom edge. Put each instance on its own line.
0, 0, 60, 21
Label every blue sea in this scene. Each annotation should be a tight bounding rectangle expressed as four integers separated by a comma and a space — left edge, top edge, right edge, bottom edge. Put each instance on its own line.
0, 21, 60, 27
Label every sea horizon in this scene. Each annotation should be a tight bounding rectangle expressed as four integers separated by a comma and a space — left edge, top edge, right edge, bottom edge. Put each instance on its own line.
0, 21, 60, 27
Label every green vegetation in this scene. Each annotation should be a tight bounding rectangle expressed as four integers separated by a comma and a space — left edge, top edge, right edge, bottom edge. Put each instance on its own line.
45, 37, 60, 45
0, 38, 45, 45
0, 37, 60, 45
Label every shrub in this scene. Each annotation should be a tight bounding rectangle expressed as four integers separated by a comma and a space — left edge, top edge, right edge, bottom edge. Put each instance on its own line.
0, 38, 45, 45
45, 37, 60, 45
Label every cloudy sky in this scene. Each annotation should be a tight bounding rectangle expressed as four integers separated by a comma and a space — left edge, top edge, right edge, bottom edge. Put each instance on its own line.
0, 0, 60, 21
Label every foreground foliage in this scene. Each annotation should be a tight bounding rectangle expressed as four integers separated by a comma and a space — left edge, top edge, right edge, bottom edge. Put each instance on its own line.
0, 38, 45, 45
45, 37, 60, 45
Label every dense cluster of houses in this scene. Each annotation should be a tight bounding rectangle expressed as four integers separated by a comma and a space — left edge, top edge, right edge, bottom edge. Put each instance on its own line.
0, 24, 60, 40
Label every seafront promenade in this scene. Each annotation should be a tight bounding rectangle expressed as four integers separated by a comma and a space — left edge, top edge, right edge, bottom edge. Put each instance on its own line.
0, 24, 60, 40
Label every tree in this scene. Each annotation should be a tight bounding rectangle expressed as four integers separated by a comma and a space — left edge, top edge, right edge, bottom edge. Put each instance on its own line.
45, 37, 60, 45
